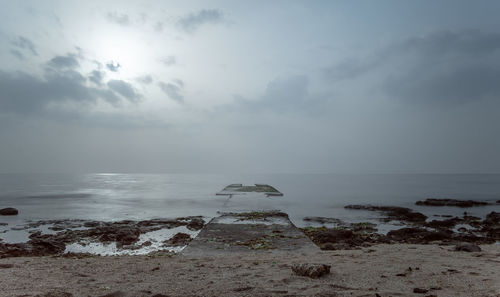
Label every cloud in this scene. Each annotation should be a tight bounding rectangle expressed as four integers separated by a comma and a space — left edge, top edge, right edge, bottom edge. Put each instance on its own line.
136, 75, 153, 84
10, 49, 24, 60
47, 53, 80, 69
107, 80, 140, 101
0, 69, 120, 114
106, 61, 121, 72
161, 56, 177, 66
154, 22, 164, 32
226, 75, 326, 115
0, 53, 142, 116
106, 12, 130, 26
11, 36, 38, 56
159, 80, 184, 102
324, 30, 500, 106
177, 9, 224, 33
89, 70, 105, 86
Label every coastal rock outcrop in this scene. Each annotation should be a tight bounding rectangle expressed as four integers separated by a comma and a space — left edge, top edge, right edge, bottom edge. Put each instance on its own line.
345, 205, 427, 223
386, 228, 452, 243
0, 216, 205, 258
0, 207, 18, 215
416, 198, 488, 207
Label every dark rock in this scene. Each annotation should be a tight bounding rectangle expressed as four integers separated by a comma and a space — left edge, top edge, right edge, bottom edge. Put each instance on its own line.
483, 211, 500, 225
345, 205, 427, 223
166, 232, 192, 246
416, 198, 488, 207
35, 292, 73, 297
386, 228, 452, 243
151, 295, 170, 297
303, 217, 344, 225
455, 243, 481, 252
350, 222, 377, 233
0, 207, 18, 215
413, 288, 429, 294
291, 263, 330, 278
186, 218, 205, 231
0, 263, 14, 268
481, 212, 500, 239
425, 218, 461, 229
233, 286, 253, 292
311, 229, 354, 243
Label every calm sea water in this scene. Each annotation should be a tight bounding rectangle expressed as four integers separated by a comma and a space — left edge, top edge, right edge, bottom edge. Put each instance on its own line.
0, 173, 499, 228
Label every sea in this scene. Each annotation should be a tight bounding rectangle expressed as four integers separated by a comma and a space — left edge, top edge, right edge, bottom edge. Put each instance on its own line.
1, 173, 499, 249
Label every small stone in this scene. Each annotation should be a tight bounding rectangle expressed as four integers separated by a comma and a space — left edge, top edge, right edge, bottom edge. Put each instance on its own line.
0, 263, 14, 268
455, 243, 481, 252
413, 287, 429, 294
0, 207, 18, 216
291, 263, 330, 278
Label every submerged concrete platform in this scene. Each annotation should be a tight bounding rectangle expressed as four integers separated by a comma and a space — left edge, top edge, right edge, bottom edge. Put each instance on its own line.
182, 211, 318, 256
216, 184, 284, 197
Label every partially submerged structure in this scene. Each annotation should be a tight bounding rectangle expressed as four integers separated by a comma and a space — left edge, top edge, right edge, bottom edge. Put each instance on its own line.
216, 184, 283, 197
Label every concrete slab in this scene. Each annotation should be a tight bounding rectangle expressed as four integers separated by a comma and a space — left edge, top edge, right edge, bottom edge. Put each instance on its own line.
182, 211, 319, 256
216, 184, 283, 197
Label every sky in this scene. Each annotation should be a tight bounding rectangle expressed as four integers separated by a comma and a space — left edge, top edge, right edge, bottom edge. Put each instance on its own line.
1, 0, 500, 174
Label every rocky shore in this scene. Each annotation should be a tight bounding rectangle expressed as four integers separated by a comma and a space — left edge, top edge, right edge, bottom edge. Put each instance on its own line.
0, 217, 205, 258
0, 198, 499, 296
302, 205, 499, 251
1, 198, 499, 258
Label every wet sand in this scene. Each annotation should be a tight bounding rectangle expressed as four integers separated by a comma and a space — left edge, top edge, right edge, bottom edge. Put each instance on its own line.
0, 244, 499, 297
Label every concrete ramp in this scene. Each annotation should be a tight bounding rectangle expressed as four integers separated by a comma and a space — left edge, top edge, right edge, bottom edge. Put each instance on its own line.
182, 211, 318, 256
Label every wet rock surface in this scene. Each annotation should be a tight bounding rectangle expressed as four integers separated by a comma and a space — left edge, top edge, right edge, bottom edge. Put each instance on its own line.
291, 263, 331, 278
416, 198, 489, 207
0, 207, 18, 215
0, 217, 204, 258
303, 205, 499, 250
345, 205, 427, 223
165, 232, 192, 246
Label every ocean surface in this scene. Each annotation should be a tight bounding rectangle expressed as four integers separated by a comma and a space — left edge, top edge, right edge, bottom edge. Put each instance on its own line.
1, 173, 499, 245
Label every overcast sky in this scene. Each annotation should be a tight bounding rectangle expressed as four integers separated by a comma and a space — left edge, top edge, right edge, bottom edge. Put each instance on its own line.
1, 0, 500, 174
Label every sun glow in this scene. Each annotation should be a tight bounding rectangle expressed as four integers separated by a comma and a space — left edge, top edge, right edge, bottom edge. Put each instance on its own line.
90, 29, 151, 77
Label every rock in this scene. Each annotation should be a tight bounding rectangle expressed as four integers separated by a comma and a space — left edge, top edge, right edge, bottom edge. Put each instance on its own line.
416, 198, 488, 207
35, 292, 73, 297
291, 263, 330, 278
345, 205, 427, 223
303, 217, 344, 225
455, 243, 481, 252
413, 288, 429, 294
483, 211, 500, 225
186, 218, 204, 231
0, 263, 14, 268
425, 218, 461, 229
311, 229, 354, 243
166, 232, 192, 246
386, 228, 452, 243
0, 207, 18, 215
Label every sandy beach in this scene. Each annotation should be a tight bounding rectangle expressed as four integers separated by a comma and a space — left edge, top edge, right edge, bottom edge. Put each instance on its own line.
1, 244, 499, 297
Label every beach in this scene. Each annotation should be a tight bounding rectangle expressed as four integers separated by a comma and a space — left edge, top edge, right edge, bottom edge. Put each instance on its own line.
1, 174, 499, 296
1, 244, 499, 297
